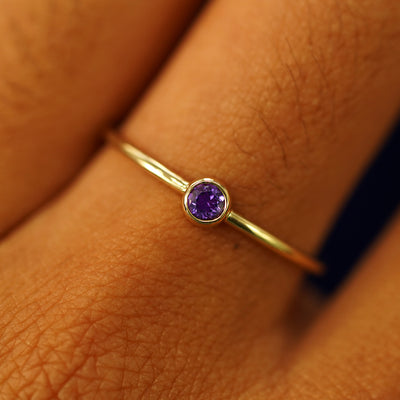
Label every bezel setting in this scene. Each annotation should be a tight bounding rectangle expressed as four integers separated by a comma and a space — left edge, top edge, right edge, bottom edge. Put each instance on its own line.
106, 132, 325, 274
183, 178, 231, 225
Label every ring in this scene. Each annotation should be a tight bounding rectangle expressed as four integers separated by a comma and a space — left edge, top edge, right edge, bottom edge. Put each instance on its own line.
106, 131, 324, 275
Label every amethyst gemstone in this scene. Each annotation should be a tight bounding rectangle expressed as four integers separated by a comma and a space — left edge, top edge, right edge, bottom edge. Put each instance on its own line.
187, 182, 226, 221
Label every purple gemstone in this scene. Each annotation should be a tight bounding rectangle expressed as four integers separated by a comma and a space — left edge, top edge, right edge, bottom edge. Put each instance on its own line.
187, 182, 226, 221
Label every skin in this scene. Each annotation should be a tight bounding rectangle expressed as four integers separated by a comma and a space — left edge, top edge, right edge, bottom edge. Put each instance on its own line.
0, 0, 399, 398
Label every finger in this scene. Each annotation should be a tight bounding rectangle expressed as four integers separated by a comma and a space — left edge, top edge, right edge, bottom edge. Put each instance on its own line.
1, 0, 400, 398
260, 210, 400, 400
0, 0, 203, 236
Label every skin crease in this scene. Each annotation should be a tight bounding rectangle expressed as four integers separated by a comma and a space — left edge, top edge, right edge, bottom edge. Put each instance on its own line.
0, 0, 399, 399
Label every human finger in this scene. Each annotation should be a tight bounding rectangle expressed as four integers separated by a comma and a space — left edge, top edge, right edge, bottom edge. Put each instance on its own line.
258, 211, 400, 399
0, 0, 203, 236
0, 0, 400, 398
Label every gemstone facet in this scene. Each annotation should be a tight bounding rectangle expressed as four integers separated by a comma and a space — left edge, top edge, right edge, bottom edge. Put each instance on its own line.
186, 181, 226, 221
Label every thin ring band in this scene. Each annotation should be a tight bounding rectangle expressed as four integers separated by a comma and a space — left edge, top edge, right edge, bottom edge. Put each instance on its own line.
106, 131, 324, 275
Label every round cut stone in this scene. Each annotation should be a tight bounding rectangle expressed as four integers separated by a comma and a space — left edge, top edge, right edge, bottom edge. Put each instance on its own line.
187, 182, 226, 221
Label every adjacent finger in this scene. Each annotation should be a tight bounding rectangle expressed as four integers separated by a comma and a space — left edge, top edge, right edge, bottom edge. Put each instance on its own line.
261, 211, 400, 400
0, 0, 203, 236
0, 0, 400, 398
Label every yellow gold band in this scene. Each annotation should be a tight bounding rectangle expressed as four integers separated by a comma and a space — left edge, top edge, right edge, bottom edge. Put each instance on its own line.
106, 131, 324, 275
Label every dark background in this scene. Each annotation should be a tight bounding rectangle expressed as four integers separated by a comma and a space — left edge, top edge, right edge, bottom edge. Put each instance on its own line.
312, 117, 400, 294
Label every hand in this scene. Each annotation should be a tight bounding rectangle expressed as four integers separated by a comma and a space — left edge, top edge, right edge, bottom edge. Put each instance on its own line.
1, 0, 399, 398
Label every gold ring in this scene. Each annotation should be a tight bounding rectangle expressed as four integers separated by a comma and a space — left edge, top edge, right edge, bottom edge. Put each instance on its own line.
106, 131, 324, 275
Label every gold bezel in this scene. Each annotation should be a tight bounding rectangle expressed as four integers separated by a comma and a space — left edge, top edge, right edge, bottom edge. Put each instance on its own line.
107, 132, 325, 274
182, 178, 231, 225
